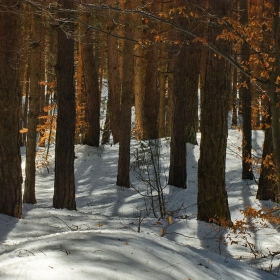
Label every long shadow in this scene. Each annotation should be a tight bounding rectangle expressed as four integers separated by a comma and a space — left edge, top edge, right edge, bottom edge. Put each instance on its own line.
74, 143, 148, 220
0, 146, 27, 277
196, 129, 264, 262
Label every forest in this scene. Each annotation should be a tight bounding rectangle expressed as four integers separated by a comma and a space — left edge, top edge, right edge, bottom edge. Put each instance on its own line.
0, 0, 280, 279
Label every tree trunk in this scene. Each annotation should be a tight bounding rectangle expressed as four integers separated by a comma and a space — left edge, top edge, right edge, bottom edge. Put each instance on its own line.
169, 0, 201, 188
231, 64, 238, 128
134, 2, 146, 140
0, 0, 22, 218
168, 42, 188, 189
24, 6, 42, 204
267, 0, 280, 203
53, 0, 76, 210
116, 0, 134, 188
239, 0, 253, 180
197, 0, 231, 223
158, 45, 168, 139
249, 0, 263, 129
185, 45, 200, 145
142, 2, 159, 140
107, 4, 121, 144
20, 4, 31, 147
165, 58, 175, 137
257, 106, 278, 201
101, 98, 111, 145
80, 12, 100, 147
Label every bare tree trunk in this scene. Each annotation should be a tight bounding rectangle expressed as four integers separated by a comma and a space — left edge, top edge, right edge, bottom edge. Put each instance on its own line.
142, 2, 159, 140
117, 0, 134, 188
134, 2, 146, 140
265, 0, 280, 202
197, 0, 231, 223
0, 0, 22, 218
53, 0, 76, 210
80, 11, 100, 147
24, 5, 42, 204
165, 58, 175, 137
107, 2, 121, 144
185, 45, 200, 145
257, 106, 279, 201
239, 0, 254, 180
168, 42, 188, 189
20, 3, 31, 147
158, 46, 168, 139
231, 64, 238, 128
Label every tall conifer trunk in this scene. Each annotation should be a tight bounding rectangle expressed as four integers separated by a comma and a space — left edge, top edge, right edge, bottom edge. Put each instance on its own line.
240, 0, 253, 180
142, 1, 159, 140
53, 0, 76, 210
168, 0, 200, 189
257, 106, 279, 201
168, 42, 188, 189
107, 0, 121, 144
24, 6, 42, 204
80, 11, 100, 147
0, 0, 22, 218
197, 0, 231, 223
117, 0, 134, 188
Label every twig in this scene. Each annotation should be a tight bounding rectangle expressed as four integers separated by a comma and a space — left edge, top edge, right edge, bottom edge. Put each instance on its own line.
138, 210, 142, 233
49, 212, 75, 231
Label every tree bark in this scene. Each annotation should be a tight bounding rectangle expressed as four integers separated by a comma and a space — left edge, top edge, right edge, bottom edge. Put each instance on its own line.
24, 6, 42, 204
80, 12, 100, 147
0, 0, 22, 218
134, 2, 146, 140
107, 4, 121, 144
257, 106, 279, 201
168, 0, 201, 188
53, 0, 76, 210
239, 0, 253, 180
168, 42, 188, 189
197, 0, 231, 223
267, 0, 280, 203
117, 0, 134, 188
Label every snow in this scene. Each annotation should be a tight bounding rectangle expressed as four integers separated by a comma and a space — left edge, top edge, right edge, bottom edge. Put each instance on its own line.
0, 129, 279, 279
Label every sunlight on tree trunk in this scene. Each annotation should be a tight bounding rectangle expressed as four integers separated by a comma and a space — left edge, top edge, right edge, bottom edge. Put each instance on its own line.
197, 0, 231, 223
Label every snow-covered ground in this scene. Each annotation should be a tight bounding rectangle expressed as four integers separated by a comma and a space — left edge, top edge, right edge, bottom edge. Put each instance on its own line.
0, 129, 279, 279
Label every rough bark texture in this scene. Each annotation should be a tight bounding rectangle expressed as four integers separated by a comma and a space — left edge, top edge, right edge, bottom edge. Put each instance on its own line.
268, 0, 280, 203
142, 43, 159, 140
241, 78, 253, 179
240, 0, 253, 180
53, 0, 76, 210
249, 0, 263, 129
158, 1, 170, 139
101, 98, 111, 145
168, 0, 200, 188
20, 4, 31, 147
116, 0, 134, 188
231, 64, 238, 127
107, 14, 121, 144
80, 12, 100, 147
134, 3, 146, 140
257, 109, 278, 201
24, 8, 42, 204
185, 45, 200, 145
158, 45, 168, 139
168, 43, 188, 189
165, 57, 175, 137
0, 0, 22, 218
197, 0, 231, 223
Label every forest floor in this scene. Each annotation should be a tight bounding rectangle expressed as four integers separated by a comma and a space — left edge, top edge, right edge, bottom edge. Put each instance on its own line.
0, 130, 279, 279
